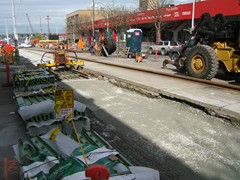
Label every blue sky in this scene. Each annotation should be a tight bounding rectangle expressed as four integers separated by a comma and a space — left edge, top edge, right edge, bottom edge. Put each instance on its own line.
0, 0, 191, 35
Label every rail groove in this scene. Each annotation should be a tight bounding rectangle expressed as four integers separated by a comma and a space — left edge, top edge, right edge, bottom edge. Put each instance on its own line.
26, 48, 240, 91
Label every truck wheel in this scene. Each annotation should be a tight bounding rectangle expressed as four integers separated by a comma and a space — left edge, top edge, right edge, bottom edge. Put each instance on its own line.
171, 52, 179, 61
175, 58, 186, 72
147, 48, 153, 54
161, 49, 166, 55
186, 45, 219, 80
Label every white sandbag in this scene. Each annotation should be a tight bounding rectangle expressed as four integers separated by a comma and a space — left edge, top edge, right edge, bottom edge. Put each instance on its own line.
18, 99, 54, 121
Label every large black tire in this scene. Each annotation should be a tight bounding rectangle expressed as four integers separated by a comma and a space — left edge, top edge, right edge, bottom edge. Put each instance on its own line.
186, 45, 219, 80
160, 48, 167, 55
101, 38, 116, 56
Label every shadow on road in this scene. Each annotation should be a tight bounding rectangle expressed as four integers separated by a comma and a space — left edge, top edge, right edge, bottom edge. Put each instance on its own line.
16, 55, 216, 180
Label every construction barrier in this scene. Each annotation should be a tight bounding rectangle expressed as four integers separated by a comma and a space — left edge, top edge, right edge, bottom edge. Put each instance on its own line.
135, 52, 143, 63
2, 44, 15, 87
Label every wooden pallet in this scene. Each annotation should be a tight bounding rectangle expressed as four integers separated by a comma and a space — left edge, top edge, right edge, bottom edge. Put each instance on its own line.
118, 47, 130, 58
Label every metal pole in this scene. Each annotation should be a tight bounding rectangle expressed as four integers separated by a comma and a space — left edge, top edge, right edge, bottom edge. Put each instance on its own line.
11, 0, 18, 43
40, 16, 43, 34
107, 14, 109, 32
5, 19, 9, 44
191, 0, 196, 33
11, 0, 19, 64
92, 0, 95, 41
47, 16, 50, 35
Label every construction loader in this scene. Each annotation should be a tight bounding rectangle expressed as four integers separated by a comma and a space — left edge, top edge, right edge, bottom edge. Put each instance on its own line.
163, 13, 240, 80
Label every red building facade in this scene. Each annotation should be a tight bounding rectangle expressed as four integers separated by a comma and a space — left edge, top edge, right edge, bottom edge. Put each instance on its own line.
85, 0, 240, 43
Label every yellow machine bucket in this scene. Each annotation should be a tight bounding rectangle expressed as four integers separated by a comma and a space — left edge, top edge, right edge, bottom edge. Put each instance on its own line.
37, 50, 84, 69
214, 42, 240, 73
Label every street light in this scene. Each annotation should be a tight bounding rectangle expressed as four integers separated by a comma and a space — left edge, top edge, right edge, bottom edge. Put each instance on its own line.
191, 0, 196, 34
95, 2, 109, 33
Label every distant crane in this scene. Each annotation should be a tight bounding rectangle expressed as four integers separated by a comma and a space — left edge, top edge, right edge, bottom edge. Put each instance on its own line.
26, 13, 34, 34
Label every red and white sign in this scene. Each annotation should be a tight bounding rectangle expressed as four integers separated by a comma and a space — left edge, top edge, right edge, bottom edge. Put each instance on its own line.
135, 32, 140, 36
90, 0, 240, 29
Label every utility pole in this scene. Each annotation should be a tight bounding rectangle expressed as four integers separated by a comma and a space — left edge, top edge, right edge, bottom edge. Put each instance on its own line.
40, 16, 42, 34
46, 16, 51, 35
5, 19, 9, 44
11, 0, 18, 43
56, 26, 58, 34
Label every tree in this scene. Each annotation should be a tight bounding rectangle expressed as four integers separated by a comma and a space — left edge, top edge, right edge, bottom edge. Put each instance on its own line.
101, 4, 138, 50
147, 0, 174, 43
75, 14, 91, 41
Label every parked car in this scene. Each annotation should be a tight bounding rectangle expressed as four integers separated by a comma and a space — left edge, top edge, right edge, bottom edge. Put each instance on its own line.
147, 41, 180, 55
19, 43, 32, 48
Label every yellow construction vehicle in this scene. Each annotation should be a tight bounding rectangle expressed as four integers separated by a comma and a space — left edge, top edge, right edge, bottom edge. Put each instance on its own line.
38, 40, 59, 48
37, 50, 84, 70
164, 13, 240, 79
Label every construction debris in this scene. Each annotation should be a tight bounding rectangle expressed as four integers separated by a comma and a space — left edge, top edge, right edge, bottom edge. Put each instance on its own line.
12, 68, 160, 180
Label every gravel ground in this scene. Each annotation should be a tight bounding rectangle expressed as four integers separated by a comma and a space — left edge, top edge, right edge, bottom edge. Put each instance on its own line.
59, 78, 240, 180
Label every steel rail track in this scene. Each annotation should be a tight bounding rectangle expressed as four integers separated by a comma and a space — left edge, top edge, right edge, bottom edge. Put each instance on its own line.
50, 68, 88, 80
22, 49, 89, 80
24, 48, 240, 91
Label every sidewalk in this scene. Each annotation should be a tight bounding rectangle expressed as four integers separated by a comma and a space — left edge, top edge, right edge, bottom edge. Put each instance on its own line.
0, 61, 26, 180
